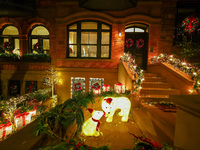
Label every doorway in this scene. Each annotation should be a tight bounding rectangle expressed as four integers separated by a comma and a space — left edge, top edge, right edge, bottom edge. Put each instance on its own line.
125, 23, 149, 70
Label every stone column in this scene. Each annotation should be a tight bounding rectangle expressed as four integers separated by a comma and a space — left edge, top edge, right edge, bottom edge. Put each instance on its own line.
19, 34, 28, 55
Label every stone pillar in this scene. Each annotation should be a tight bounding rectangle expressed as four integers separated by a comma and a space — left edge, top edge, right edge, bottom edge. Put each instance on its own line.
170, 95, 200, 150
19, 34, 28, 55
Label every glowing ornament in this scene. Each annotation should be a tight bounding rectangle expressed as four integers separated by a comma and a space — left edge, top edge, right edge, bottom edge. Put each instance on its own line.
29, 109, 36, 117
14, 112, 31, 128
0, 122, 12, 139
103, 84, 110, 92
82, 109, 104, 137
91, 82, 101, 94
102, 97, 131, 122
114, 83, 125, 93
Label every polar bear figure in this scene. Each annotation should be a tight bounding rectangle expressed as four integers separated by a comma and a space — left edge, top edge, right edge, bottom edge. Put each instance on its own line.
82, 109, 104, 137
102, 97, 131, 122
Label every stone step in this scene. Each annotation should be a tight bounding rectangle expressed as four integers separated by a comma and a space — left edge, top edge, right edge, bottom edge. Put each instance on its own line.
140, 94, 169, 99
140, 88, 181, 95
141, 82, 172, 88
144, 77, 166, 82
143, 73, 159, 77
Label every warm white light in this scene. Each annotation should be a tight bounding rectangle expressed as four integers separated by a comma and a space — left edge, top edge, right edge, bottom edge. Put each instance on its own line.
118, 32, 122, 37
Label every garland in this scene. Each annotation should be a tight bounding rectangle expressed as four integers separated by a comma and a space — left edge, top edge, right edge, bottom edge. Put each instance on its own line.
136, 38, 144, 48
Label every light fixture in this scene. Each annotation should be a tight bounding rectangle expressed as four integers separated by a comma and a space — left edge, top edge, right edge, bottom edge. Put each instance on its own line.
118, 31, 122, 37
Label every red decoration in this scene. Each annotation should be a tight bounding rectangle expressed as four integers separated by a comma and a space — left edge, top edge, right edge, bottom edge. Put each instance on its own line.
0, 122, 12, 138
92, 118, 101, 131
3, 42, 9, 49
87, 108, 94, 114
114, 83, 125, 93
103, 84, 110, 92
136, 39, 144, 48
125, 38, 134, 48
34, 43, 40, 50
73, 82, 82, 91
91, 82, 101, 94
182, 15, 199, 33
104, 98, 113, 104
15, 112, 30, 128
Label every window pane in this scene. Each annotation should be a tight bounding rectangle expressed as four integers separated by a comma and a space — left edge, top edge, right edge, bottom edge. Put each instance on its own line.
14, 39, 20, 49
32, 39, 38, 49
31, 26, 49, 35
101, 32, 110, 44
135, 28, 145, 32
101, 46, 109, 58
69, 32, 77, 44
3, 26, 19, 35
69, 24, 77, 29
102, 24, 110, 30
81, 22, 97, 29
81, 32, 97, 44
69, 45, 77, 57
125, 28, 134, 32
43, 39, 49, 50
4, 38, 9, 42
81, 45, 97, 57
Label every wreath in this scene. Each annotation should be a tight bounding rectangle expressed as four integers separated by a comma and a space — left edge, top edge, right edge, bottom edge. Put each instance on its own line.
136, 39, 144, 48
125, 38, 134, 48
73, 82, 82, 91
182, 15, 199, 33
34, 42, 42, 53
91, 82, 101, 90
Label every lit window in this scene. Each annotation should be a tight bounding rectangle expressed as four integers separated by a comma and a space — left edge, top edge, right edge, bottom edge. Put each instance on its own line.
0, 25, 19, 53
29, 25, 50, 54
67, 21, 112, 59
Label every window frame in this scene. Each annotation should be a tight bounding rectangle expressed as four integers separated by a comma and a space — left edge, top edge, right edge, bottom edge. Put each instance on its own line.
0, 25, 19, 51
67, 20, 112, 59
28, 25, 50, 54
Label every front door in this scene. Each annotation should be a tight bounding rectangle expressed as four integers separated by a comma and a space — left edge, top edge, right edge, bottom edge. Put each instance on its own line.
125, 26, 149, 70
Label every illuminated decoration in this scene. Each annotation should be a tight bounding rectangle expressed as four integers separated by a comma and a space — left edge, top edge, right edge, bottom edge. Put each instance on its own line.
120, 53, 144, 92
103, 84, 110, 92
114, 83, 125, 93
29, 109, 36, 117
136, 39, 144, 48
25, 81, 37, 93
90, 78, 104, 94
92, 82, 101, 94
125, 38, 134, 48
14, 112, 31, 129
182, 15, 199, 33
82, 109, 104, 137
71, 77, 85, 97
0, 122, 12, 138
102, 97, 131, 122
151, 53, 200, 94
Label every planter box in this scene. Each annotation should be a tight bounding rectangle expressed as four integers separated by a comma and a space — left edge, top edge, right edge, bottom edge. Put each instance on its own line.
0, 56, 20, 62
22, 56, 51, 62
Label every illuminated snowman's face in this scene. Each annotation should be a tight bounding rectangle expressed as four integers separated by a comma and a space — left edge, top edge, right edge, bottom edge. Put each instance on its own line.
92, 110, 104, 120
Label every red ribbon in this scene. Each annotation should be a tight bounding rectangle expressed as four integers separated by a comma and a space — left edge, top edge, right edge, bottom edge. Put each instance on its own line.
92, 118, 101, 131
103, 84, 110, 91
116, 83, 123, 93
15, 112, 29, 126
0, 122, 12, 137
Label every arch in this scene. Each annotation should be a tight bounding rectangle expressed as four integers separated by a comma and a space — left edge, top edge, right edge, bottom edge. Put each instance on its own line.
23, 17, 54, 35
0, 17, 22, 34
31, 26, 49, 35
2, 26, 19, 35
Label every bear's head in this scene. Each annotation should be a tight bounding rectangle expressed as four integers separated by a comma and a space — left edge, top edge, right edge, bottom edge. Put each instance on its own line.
102, 98, 113, 116
87, 108, 104, 120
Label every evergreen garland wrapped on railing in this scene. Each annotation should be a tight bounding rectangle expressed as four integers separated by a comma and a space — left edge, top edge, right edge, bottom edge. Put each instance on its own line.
120, 53, 144, 92
151, 53, 200, 94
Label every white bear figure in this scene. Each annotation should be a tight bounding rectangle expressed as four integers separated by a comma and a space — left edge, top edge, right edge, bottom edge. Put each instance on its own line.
82, 109, 104, 137
102, 97, 131, 122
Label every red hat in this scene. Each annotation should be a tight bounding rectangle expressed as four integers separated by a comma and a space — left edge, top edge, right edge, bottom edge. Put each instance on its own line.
104, 98, 113, 104
87, 108, 94, 113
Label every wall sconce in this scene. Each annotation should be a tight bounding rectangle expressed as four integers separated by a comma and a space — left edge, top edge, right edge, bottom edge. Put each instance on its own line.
118, 31, 122, 37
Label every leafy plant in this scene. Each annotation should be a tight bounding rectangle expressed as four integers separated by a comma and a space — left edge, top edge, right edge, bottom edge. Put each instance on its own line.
22, 53, 51, 62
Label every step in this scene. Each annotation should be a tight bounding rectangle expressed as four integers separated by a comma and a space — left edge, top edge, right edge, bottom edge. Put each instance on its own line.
140, 88, 181, 95
140, 94, 169, 99
141, 82, 172, 89
143, 77, 166, 82
143, 73, 159, 77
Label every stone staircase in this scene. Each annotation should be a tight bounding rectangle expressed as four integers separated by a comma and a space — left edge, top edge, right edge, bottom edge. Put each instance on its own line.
140, 72, 181, 102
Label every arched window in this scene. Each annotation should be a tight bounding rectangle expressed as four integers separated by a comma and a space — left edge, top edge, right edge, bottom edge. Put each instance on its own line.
29, 25, 50, 54
67, 21, 112, 59
0, 25, 19, 53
